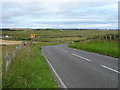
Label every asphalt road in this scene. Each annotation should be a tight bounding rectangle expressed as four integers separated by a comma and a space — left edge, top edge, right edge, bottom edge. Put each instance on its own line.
42, 44, 119, 88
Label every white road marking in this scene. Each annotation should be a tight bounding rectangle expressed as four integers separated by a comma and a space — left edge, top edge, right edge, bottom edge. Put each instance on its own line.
62, 49, 68, 52
42, 50, 67, 88
74, 49, 76, 50
101, 65, 120, 74
72, 53, 91, 62
56, 47, 60, 49
56, 47, 68, 52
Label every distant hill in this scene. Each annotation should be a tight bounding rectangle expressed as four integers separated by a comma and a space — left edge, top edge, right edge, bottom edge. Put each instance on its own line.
0, 28, 118, 31
0, 29, 23, 31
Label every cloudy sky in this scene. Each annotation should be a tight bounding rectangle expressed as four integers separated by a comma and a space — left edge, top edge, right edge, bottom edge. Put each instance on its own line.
1, 0, 119, 29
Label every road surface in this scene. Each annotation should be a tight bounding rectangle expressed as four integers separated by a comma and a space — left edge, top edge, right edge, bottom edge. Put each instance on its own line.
42, 44, 119, 88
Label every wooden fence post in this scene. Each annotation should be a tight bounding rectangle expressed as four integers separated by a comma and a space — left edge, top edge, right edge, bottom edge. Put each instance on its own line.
114, 35, 116, 40
100, 36, 102, 40
110, 35, 112, 40
5, 52, 11, 74
106, 36, 107, 40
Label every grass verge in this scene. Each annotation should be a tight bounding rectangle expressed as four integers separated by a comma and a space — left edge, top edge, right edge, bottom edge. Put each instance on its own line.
2, 43, 58, 88
68, 40, 119, 58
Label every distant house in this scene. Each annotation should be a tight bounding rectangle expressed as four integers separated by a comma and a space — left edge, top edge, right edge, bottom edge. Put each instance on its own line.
5, 35, 12, 38
0, 35, 5, 38
0, 35, 12, 38
5, 35, 9, 38
0, 35, 2, 38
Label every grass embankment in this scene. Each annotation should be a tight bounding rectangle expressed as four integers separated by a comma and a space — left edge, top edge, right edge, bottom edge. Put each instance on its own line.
2, 43, 58, 88
69, 40, 119, 58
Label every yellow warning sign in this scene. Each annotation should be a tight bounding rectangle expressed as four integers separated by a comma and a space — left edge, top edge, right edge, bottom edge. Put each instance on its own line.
30, 34, 36, 38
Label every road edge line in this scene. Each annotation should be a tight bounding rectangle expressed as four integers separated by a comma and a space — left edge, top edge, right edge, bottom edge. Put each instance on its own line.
41, 49, 67, 88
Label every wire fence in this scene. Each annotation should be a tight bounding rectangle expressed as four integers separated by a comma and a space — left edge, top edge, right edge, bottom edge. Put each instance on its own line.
87, 34, 119, 40
5, 41, 31, 75
73, 34, 119, 43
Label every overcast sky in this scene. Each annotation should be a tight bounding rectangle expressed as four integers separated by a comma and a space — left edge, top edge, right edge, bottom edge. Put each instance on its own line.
1, 0, 119, 29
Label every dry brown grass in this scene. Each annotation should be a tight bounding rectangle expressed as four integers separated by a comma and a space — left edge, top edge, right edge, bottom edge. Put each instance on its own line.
0, 40, 22, 45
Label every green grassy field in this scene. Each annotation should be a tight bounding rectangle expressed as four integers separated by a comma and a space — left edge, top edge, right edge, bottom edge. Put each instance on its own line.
2, 42, 58, 88
2, 30, 118, 42
69, 40, 119, 58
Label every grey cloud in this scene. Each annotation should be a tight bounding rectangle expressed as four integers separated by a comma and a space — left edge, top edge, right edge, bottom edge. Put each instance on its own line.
2, 1, 118, 29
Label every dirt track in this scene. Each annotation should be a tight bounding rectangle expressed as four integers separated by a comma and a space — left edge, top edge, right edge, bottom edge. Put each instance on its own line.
0, 40, 22, 45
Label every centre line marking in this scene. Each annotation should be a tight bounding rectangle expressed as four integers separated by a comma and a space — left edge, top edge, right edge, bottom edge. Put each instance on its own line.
62, 49, 68, 52
72, 53, 91, 62
56, 47, 68, 52
56, 47, 59, 49
101, 65, 120, 74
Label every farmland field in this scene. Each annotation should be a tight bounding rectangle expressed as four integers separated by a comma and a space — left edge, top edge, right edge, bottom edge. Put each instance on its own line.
2, 29, 118, 42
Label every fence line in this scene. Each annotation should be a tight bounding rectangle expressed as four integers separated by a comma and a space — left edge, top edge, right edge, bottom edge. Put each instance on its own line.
74, 34, 119, 43
5, 41, 30, 75
88, 34, 119, 41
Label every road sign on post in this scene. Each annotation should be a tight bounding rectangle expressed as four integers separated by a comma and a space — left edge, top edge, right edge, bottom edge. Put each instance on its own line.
30, 34, 36, 39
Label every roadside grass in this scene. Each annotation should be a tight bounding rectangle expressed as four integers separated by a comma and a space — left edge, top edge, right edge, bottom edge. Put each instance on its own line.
2, 43, 58, 88
69, 40, 119, 58
0, 45, 2, 89
2, 45, 17, 74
